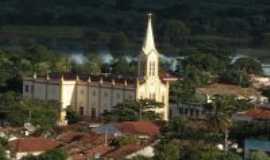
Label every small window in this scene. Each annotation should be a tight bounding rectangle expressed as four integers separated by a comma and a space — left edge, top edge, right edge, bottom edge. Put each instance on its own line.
190, 109, 194, 116
184, 108, 188, 115
25, 85, 29, 92
195, 110, 199, 117
178, 107, 183, 114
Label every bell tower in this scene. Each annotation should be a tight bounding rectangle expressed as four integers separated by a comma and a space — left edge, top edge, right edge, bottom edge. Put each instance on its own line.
138, 13, 159, 80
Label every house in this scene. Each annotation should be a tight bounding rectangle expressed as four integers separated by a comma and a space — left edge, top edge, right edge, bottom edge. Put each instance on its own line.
170, 103, 205, 119
22, 14, 176, 125
233, 105, 270, 122
8, 137, 59, 160
197, 83, 268, 104
104, 142, 157, 160
171, 83, 268, 119
250, 74, 270, 89
116, 121, 160, 138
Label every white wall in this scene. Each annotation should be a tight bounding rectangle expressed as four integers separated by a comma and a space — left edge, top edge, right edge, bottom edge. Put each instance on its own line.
61, 81, 76, 110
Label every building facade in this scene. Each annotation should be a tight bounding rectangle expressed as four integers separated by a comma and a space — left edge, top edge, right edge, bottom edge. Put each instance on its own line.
22, 14, 175, 125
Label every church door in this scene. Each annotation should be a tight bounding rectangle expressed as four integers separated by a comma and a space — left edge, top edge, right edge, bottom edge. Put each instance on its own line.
79, 107, 84, 116
91, 108, 96, 119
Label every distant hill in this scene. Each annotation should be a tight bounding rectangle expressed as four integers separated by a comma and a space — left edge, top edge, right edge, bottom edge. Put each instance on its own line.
1, 0, 270, 55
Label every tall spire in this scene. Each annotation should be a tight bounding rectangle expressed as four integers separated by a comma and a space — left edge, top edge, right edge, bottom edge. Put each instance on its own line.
142, 13, 156, 54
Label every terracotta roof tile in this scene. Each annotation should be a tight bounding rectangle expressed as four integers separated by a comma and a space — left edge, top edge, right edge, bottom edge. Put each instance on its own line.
243, 107, 270, 120
9, 137, 59, 152
117, 121, 160, 137
56, 131, 85, 143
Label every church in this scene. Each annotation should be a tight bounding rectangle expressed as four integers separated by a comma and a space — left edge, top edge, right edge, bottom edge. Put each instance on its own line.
22, 14, 176, 125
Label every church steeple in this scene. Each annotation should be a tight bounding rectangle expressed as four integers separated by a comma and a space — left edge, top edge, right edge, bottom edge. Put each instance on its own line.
142, 13, 156, 54
138, 13, 159, 79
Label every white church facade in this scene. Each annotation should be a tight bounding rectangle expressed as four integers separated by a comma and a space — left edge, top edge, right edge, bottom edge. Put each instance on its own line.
22, 14, 176, 125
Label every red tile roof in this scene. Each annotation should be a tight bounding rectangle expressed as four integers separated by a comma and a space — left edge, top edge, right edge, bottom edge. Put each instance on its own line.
56, 131, 85, 143
9, 137, 59, 152
243, 107, 270, 120
57, 131, 105, 144
104, 144, 143, 159
117, 121, 160, 137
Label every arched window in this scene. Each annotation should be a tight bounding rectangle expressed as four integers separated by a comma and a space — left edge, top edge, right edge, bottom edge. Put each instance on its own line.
149, 93, 156, 100
152, 61, 155, 76
149, 61, 156, 76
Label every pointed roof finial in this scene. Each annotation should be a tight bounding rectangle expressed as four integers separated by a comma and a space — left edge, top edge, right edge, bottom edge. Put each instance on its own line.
46, 72, 50, 80
142, 13, 156, 54
88, 76, 91, 83
33, 72, 37, 79
76, 75, 80, 81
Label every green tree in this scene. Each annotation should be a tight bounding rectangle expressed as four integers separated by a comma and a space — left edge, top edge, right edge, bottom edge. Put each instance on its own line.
204, 95, 250, 152
0, 50, 14, 87
154, 139, 180, 160
111, 135, 138, 147
182, 53, 226, 75
66, 107, 80, 124
103, 100, 163, 122
85, 53, 102, 74
109, 32, 129, 56
50, 55, 71, 73
200, 149, 241, 160
250, 151, 270, 160
111, 56, 136, 75
0, 92, 59, 130
232, 57, 263, 75
22, 149, 67, 160
220, 69, 250, 87
161, 116, 188, 139
0, 145, 7, 160
39, 149, 67, 160
163, 20, 190, 46
171, 80, 204, 105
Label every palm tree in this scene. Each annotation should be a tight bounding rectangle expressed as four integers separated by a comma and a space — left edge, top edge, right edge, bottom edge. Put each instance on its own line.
204, 95, 237, 152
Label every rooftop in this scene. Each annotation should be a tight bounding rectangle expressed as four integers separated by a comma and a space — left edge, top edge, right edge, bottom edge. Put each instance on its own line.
240, 106, 270, 121
104, 144, 143, 159
197, 83, 261, 98
9, 137, 59, 153
116, 121, 160, 137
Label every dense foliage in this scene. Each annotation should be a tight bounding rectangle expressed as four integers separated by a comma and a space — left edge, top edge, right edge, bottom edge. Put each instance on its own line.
21, 149, 67, 160
1, 0, 270, 54
250, 151, 270, 160
0, 92, 59, 131
103, 99, 163, 122
0, 145, 7, 160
